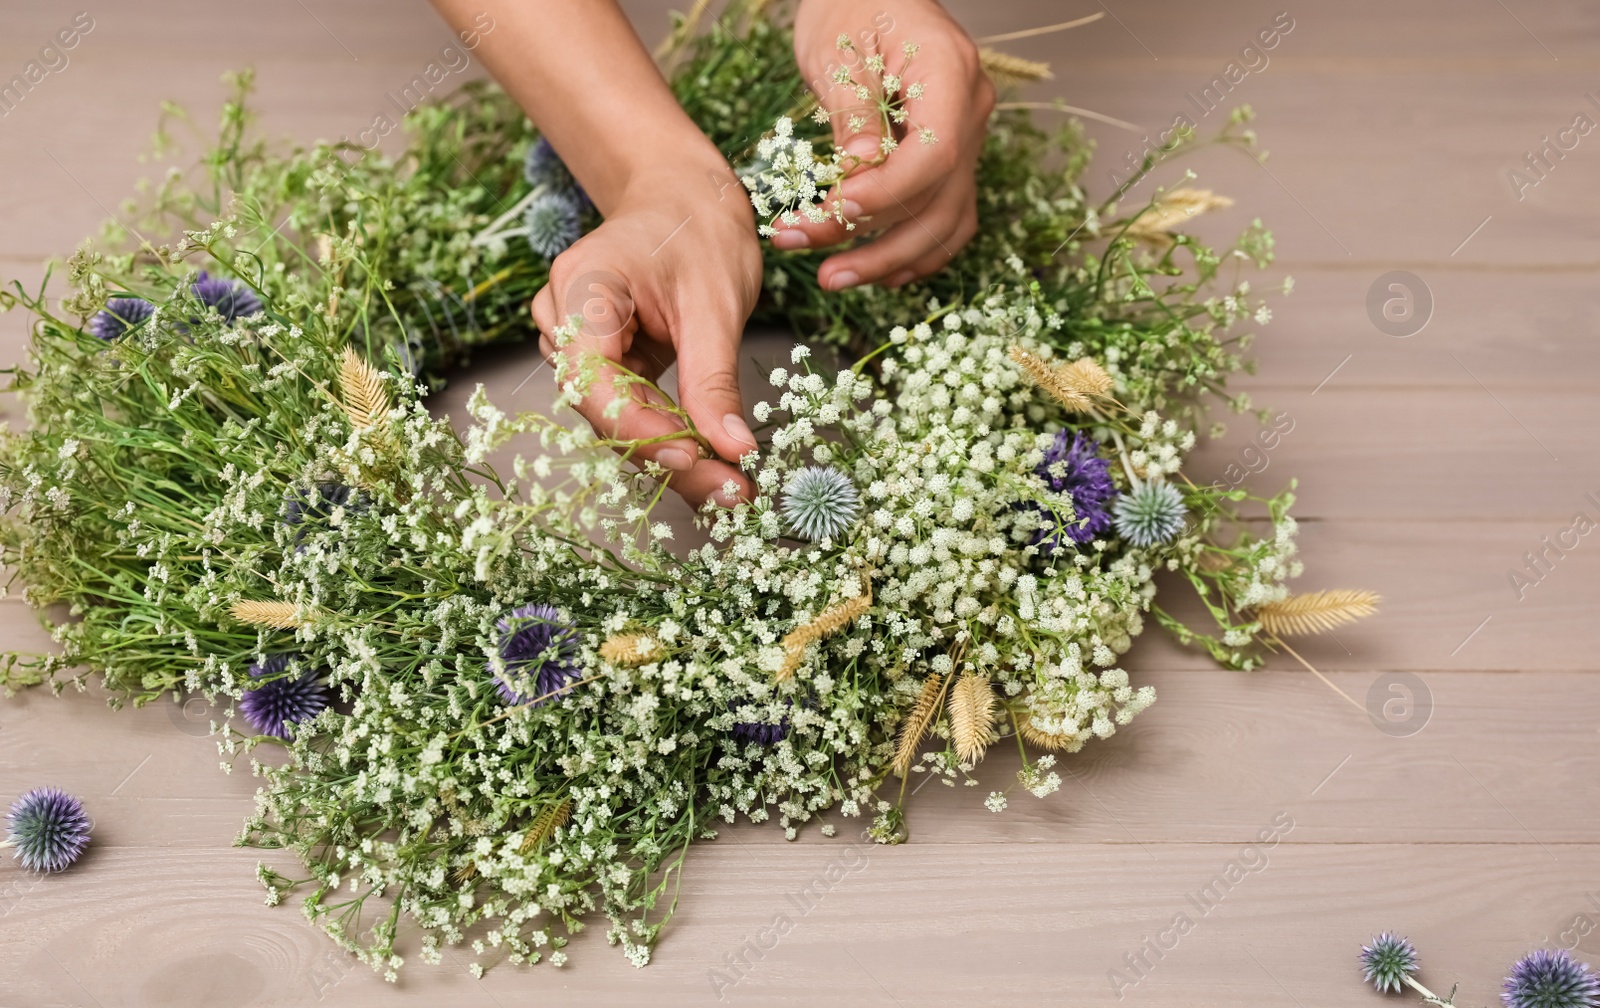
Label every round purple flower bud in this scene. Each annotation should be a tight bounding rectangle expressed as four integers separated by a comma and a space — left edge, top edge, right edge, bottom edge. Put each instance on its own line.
88, 298, 155, 340
491, 604, 582, 706
239, 654, 330, 739
1359, 932, 1419, 994
524, 136, 589, 206
523, 190, 583, 260
191, 271, 263, 324
5, 786, 91, 873
282, 482, 366, 549
1503, 949, 1600, 1008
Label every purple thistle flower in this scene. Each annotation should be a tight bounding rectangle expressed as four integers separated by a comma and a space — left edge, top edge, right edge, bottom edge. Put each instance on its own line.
239, 654, 330, 739
1359, 932, 1420, 994
87, 298, 154, 340
191, 270, 263, 324
1503, 949, 1600, 1008
1030, 430, 1118, 552
491, 604, 582, 706
5, 786, 91, 873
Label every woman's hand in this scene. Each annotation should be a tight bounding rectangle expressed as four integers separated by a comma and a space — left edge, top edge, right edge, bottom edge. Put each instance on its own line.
780, 0, 995, 290
431, 0, 764, 507
529, 169, 763, 507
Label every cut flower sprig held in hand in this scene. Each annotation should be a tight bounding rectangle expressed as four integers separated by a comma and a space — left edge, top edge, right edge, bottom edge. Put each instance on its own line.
745, 36, 933, 237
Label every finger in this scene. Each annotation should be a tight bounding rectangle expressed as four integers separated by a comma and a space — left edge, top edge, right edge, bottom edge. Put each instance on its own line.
672, 301, 759, 474
817, 197, 967, 289
533, 273, 700, 475
664, 456, 751, 509
888, 206, 980, 285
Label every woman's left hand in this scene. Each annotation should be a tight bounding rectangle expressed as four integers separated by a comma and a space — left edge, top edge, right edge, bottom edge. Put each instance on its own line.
778, 0, 995, 291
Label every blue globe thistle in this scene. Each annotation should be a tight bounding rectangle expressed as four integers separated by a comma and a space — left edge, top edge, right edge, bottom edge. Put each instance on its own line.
1359, 932, 1420, 994
1503, 949, 1600, 1008
523, 136, 588, 205
729, 700, 791, 747
5, 786, 91, 873
282, 482, 366, 549
1113, 481, 1187, 547
523, 190, 583, 260
191, 270, 263, 323
781, 466, 860, 541
1030, 430, 1118, 552
239, 654, 330, 739
88, 297, 154, 340
492, 603, 582, 706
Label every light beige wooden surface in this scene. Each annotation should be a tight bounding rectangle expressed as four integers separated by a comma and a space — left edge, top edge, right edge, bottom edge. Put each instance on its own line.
2, 1, 1599, 1005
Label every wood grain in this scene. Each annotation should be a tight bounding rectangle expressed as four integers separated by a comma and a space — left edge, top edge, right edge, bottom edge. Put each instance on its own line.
2, 1, 1597, 1006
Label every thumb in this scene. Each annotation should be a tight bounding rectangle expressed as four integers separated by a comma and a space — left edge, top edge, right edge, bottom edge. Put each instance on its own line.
673, 310, 758, 469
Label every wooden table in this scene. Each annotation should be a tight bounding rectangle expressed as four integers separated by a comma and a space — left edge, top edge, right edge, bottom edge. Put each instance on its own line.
1, 2, 1596, 1004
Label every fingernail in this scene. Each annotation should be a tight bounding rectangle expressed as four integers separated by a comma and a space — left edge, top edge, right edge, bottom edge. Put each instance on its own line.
841, 199, 864, 218
657, 448, 694, 472
845, 135, 880, 159
723, 413, 758, 452
772, 229, 810, 250
828, 270, 860, 291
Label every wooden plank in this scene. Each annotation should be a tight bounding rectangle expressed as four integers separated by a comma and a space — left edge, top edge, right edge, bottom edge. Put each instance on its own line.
1, 841, 1595, 1006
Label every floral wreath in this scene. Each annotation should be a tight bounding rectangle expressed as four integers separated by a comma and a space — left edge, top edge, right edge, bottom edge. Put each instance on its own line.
0, 2, 1375, 978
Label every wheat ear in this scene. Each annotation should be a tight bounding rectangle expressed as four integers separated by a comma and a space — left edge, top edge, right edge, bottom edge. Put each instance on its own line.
229, 599, 314, 629
950, 671, 997, 764
776, 589, 873, 680
338, 347, 390, 429
1255, 590, 1381, 637
892, 673, 950, 777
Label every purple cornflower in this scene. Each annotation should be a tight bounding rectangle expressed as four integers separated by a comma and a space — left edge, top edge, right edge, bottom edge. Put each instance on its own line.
191, 271, 263, 323
1503, 949, 1600, 1008
239, 654, 330, 739
1031, 430, 1118, 552
491, 604, 582, 706
87, 298, 154, 340
5, 786, 91, 873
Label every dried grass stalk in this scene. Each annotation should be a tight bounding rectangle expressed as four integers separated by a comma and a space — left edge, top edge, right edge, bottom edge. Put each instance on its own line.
1126, 188, 1235, 243
600, 632, 659, 667
1009, 345, 1111, 412
338, 347, 391, 430
950, 671, 997, 764
979, 48, 1054, 89
892, 673, 949, 777
518, 798, 572, 854
776, 590, 872, 680
1016, 711, 1072, 751
1256, 589, 1381, 637
229, 599, 313, 629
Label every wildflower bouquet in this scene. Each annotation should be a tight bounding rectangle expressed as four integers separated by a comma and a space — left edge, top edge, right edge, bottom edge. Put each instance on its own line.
0, 0, 1375, 977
